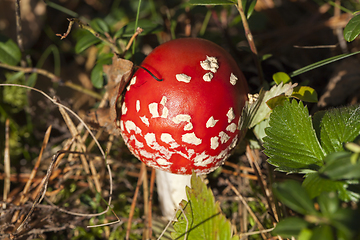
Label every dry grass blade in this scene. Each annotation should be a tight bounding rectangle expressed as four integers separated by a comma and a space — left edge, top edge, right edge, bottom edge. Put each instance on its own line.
246, 144, 279, 223
225, 179, 268, 239
2, 119, 10, 214
0, 83, 117, 228
148, 168, 156, 237
126, 163, 146, 240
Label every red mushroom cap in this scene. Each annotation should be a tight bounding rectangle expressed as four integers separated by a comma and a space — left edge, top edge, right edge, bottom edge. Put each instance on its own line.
119, 38, 248, 175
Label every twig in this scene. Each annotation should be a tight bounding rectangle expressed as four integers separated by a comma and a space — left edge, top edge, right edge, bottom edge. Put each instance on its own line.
126, 163, 146, 240
0, 62, 60, 81
225, 179, 268, 239
142, 164, 150, 239
246, 144, 279, 223
0, 84, 114, 231
0, 62, 103, 99
15, 0, 24, 53
57, 18, 122, 55
124, 27, 144, 54
239, 227, 275, 237
235, 0, 264, 84
2, 119, 10, 214
148, 168, 156, 238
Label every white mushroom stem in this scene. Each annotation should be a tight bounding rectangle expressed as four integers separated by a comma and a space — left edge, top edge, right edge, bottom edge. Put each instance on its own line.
155, 169, 191, 220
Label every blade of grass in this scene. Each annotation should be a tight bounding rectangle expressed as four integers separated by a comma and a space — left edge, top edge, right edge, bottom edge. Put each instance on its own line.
289, 50, 360, 77
132, 0, 142, 55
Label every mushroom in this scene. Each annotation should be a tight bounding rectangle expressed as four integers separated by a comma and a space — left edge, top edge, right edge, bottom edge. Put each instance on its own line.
119, 38, 248, 219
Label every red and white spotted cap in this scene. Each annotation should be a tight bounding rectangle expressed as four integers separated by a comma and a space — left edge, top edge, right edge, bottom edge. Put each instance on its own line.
119, 38, 248, 175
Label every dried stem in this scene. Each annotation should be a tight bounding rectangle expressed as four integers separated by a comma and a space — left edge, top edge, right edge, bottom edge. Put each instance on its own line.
57, 18, 122, 55
236, 0, 264, 84
0, 62, 102, 99
2, 119, 10, 213
15, 0, 24, 53
148, 168, 156, 237
225, 179, 268, 239
126, 163, 146, 240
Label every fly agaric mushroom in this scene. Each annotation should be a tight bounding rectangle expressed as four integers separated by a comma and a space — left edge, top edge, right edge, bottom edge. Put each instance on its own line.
119, 38, 248, 219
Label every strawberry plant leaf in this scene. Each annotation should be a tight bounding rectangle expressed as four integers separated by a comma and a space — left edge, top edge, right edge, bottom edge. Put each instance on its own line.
291, 86, 318, 103
263, 100, 325, 172
317, 105, 360, 154
344, 14, 360, 42
273, 180, 317, 215
0, 34, 21, 66
171, 173, 238, 240
302, 172, 358, 201
320, 152, 360, 180
249, 82, 296, 128
272, 72, 291, 85
272, 217, 309, 238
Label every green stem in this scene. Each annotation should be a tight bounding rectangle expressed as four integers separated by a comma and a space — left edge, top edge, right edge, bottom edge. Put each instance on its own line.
132, 0, 143, 55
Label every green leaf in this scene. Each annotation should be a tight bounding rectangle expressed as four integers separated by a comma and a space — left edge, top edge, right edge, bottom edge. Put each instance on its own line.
263, 100, 325, 172
242, 0, 257, 19
273, 180, 317, 215
344, 14, 360, 42
75, 32, 101, 54
91, 18, 110, 33
291, 86, 318, 103
317, 105, 360, 154
91, 57, 112, 89
272, 72, 291, 85
310, 225, 334, 240
266, 94, 288, 110
302, 172, 356, 201
321, 152, 360, 180
0, 34, 21, 66
272, 217, 309, 238
26, 73, 38, 87
171, 173, 238, 240
317, 192, 339, 217
249, 82, 296, 128
188, 0, 236, 5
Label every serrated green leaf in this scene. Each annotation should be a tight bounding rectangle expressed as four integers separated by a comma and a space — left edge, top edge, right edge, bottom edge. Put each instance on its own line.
302, 172, 356, 201
0, 34, 21, 66
171, 173, 238, 240
291, 86, 318, 103
344, 14, 360, 42
318, 105, 360, 154
75, 32, 101, 54
273, 72, 291, 85
263, 100, 325, 172
273, 180, 317, 215
91, 18, 110, 33
249, 82, 296, 128
272, 217, 309, 238
188, 0, 236, 5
